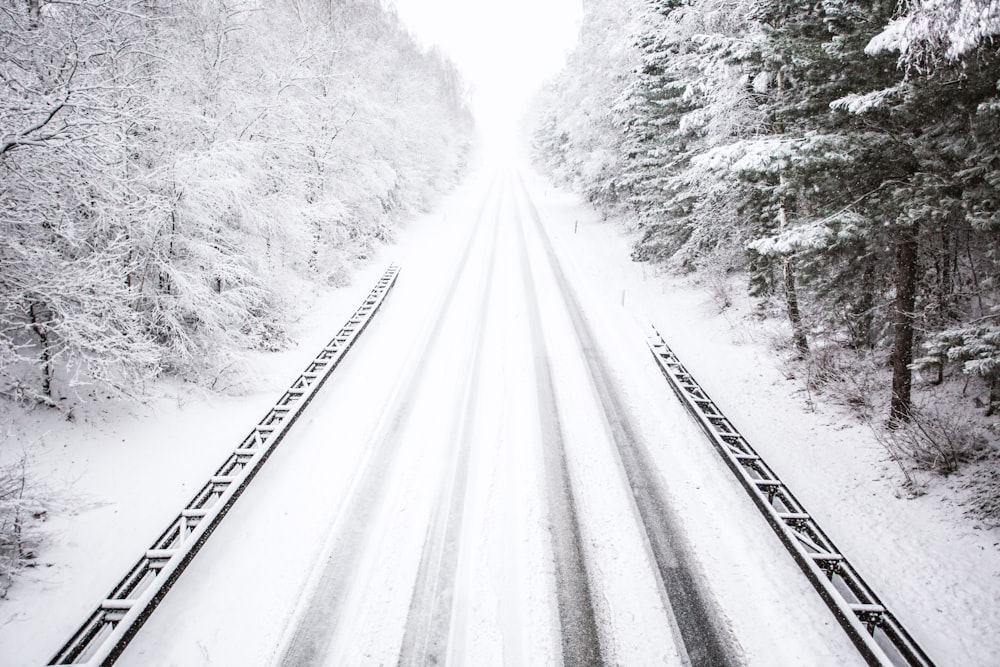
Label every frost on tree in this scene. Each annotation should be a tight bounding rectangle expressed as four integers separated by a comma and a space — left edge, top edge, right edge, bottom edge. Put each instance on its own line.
867, 0, 1000, 66
0, 0, 472, 405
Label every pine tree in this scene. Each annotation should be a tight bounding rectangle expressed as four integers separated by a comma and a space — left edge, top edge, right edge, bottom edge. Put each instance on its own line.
531, 0, 1000, 422
531, 0, 644, 210
614, 0, 697, 261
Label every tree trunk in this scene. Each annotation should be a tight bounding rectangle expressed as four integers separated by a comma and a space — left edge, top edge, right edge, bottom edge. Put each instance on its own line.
939, 230, 951, 313
310, 219, 322, 274
783, 255, 809, 356
28, 301, 53, 397
777, 189, 808, 356
890, 225, 919, 424
932, 229, 954, 325
986, 376, 999, 417
850, 254, 876, 349
26, 0, 40, 29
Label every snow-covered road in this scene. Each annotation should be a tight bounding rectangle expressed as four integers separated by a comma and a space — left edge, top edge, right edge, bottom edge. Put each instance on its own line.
92, 164, 863, 666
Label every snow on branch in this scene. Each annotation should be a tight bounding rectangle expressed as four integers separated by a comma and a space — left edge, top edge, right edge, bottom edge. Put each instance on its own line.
0, 0, 473, 402
867, 0, 1000, 65
916, 324, 1000, 382
746, 210, 870, 255
830, 85, 905, 114
690, 133, 847, 178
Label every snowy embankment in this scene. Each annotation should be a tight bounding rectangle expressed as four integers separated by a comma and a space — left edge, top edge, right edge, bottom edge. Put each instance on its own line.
0, 160, 996, 666
0, 277, 392, 664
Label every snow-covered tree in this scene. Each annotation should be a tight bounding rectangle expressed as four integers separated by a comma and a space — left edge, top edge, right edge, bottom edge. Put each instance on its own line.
0, 0, 472, 403
530, 0, 1000, 422
868, 0, 1000, 66
621, 0, 764, 272
530, 0, 644, 211
1, 1, 164, 402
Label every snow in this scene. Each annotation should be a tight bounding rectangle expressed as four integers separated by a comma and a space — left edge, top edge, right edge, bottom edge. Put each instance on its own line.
0, 154, 997, 666
830, 86, 905, 115
518, 166, 1000, 667
866, 0, 1000, 61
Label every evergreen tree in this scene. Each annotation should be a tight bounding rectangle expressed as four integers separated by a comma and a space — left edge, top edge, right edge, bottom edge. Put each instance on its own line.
530, 0, 644, 211
531, 0, 1000, 422
614, 0, 696, 261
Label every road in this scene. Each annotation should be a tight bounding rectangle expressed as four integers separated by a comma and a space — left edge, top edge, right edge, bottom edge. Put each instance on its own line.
114, 165, 862, 666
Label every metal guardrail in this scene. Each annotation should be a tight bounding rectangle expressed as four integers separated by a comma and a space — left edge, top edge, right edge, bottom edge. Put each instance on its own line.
49, 265, 401, 666
646, 326, 935, 667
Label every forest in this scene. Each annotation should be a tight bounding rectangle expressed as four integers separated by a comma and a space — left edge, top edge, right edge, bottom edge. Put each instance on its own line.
531, 0, 1000, 491
0, 0, 472, 589
0, 0, 472, 407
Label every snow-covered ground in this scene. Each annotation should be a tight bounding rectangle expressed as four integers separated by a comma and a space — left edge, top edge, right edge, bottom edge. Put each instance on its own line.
0, 157, 996, 666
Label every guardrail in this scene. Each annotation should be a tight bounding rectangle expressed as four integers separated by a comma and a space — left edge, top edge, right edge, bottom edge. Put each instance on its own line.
49, 265, 401, 666
647, 326, 935, 667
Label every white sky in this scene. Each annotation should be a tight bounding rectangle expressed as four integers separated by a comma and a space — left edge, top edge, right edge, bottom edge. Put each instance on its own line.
391, 0, 583, 139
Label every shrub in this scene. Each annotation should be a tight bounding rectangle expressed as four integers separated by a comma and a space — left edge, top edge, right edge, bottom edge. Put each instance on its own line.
881, 407, 991, 476
0, 457, 46, 597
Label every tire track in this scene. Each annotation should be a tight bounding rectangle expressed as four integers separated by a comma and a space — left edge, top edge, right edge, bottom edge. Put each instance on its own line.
511, 173, 742, 667
274, 178, 503, 667
512, 188, 604, 667
396, 181, 505, 667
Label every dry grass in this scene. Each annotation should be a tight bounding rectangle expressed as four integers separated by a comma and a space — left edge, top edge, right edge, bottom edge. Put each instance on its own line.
803, 345, 883, 416
886, 408, 990, 476
869, 403, 995, 501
